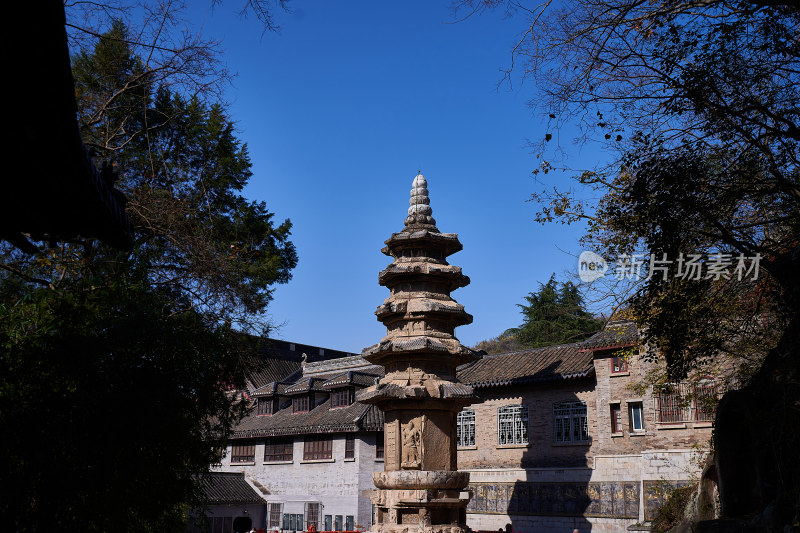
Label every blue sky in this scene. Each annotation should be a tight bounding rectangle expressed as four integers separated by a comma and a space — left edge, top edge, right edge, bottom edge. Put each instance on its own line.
189, 1, 606, 353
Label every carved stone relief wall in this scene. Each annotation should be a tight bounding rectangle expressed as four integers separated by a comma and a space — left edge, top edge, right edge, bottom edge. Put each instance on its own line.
467, 481, 640, 519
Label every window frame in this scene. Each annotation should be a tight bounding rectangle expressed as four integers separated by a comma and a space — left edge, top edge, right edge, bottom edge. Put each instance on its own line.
553, 401, 590, 444
610, 402, 622, 434
629, 402, 645, 432
375, 432, 384, 459
284, 513, 303, 532
268, 502, 283, 530
497, 405, 529, 446
257, 397, 275, 416
611, 354, 629, 373
456, 408, 476, 447
264, 437, 293, 462
303, 436, 333, 461
230, 443, 255, 463
330, 388, 354, 409
655, 384, 690, 423
305, 502, 321, 531
292, 394, 310, 413
693, 380, 719, 422
344, 434, 355, 459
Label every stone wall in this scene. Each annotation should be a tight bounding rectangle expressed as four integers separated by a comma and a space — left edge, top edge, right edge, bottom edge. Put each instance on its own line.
461, 450, 702, 531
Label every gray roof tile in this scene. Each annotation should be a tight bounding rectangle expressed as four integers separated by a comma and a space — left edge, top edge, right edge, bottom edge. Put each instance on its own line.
456, 342, 594, 388
233, 394, 384, 438
580, 320, 639, 350
201, 472, 264, 505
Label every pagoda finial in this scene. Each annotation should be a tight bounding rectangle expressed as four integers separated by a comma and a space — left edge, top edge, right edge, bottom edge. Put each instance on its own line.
404, 172, 436, 227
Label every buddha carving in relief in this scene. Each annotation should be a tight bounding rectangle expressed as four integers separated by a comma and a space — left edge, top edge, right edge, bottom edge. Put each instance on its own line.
401, 417, 424, 469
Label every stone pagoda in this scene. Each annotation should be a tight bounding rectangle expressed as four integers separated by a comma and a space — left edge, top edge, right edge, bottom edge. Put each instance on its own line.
358, 173, 477, 533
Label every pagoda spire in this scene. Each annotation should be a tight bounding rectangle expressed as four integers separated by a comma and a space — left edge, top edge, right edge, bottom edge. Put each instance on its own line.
405, 173, 436, 228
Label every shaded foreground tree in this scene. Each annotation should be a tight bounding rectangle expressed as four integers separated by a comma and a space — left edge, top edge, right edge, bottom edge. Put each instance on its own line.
0, 10, 296, 532
455, 0, 800, 528
474, 275, 602, 353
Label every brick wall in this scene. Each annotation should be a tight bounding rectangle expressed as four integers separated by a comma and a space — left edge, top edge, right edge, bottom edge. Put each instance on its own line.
457, 350, 715, 531
591, 350, 714, 456
458, 381, 596, 470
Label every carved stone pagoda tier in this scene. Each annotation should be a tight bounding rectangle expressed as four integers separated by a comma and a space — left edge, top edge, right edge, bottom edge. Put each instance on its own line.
358, 173, 477, 533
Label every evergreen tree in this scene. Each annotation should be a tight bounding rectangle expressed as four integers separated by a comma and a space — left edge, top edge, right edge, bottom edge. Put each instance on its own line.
503, 274, 602, 349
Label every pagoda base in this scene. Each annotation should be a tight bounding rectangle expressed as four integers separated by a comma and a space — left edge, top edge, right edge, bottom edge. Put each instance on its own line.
370, 487, 471, 533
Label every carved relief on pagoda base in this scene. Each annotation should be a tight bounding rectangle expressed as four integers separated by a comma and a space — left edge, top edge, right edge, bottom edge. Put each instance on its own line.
374, 470, 470, 490
401, 416, 424, 469
370, 488, 471, 533
374, 524, 470, 533
371, 488, 471, 508
382, 410, 457, 472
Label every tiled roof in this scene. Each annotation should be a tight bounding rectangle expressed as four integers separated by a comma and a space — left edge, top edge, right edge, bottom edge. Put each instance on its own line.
580, 320, 639, 350
284, 377, 328, 394
201, 472, 264, 505
248, 359, 302, 391
358, 404, 385, 431
322, 371, 382, 389
6, 3, 132, 252
233, 390, 384, 438
246, 338, 358, 391
252, 382, 292, 397
456, 342, 594, 388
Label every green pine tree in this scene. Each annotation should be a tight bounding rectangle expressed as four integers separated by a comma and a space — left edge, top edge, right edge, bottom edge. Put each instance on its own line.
504, 274, 603, 348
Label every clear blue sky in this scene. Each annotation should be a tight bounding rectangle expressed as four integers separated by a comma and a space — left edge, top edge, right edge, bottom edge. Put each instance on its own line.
189, 1, 605, 353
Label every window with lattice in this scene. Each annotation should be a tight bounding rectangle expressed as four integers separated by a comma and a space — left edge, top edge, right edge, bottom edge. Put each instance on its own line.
268, 503, 283, 530
331, 388, 353, 408
303, 436, 332, 460
457, 409, 476, 447
293, 395, 310, 413
498, 405, 528, 445
257, 397, 275, 415
553, 401, 589, 443
230, 443, 255, 463
264, 438, 293, 462
305, 502, 321, 530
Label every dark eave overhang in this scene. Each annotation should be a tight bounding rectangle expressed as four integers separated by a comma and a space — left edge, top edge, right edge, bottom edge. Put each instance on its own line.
578, 342, 638, 353
464, 366, 596, 389
3, 3, 132, 252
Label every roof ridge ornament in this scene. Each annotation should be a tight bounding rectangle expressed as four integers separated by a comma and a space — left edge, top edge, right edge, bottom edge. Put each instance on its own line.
404, 172, 436, 228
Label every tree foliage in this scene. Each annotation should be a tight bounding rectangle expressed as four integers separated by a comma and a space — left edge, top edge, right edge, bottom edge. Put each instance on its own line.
475, 275, 602, 352
0, 280, 252, 531
506, 274, 603, 348
454, 0, 800, 378
0, 10, 295, 531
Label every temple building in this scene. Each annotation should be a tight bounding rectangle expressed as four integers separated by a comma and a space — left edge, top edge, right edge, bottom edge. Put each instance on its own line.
358, 173, 478, 533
